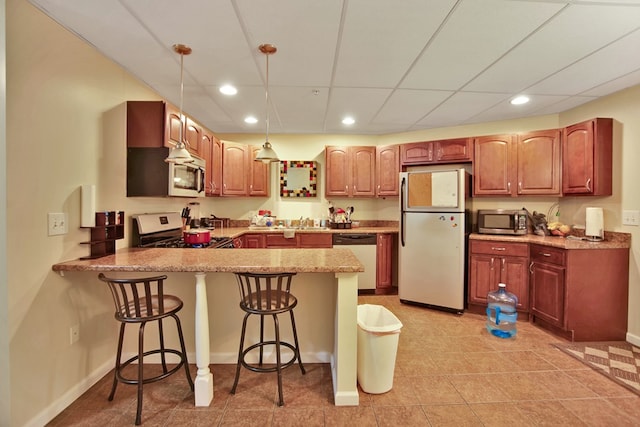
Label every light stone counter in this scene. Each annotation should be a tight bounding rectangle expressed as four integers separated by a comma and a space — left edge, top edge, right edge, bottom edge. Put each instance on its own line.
469, 231, 630, 250
53, 248, 364, 408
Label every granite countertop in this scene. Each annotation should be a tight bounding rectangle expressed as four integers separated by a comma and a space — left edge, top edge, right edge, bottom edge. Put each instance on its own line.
469, 231, 631, 250
52, 247, 364, 273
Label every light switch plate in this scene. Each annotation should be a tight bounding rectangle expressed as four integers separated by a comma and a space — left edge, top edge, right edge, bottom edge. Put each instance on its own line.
622, 210, 640, 226
48, 212, 68, 235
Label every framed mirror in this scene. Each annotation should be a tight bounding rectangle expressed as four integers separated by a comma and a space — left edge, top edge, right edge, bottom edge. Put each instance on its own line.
280, 161, 317, 197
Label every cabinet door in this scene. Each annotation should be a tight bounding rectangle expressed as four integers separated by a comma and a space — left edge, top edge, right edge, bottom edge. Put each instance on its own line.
517, 130, 561, 195
265, 234, 298, 248
351, 146, 376, 197
165, 102, 183, 148
473, 135, 516, 196
469, 254, 498, 305
400, 141, 433, 165
530, 261, 565, 327
243, 234, 265, 248
376, 145, 399, 197
126, 101, 165, 148
222, 142, 248, 196
500, 256, 529, 310
209, 136, 222, 196
325, 146, 350, 196
562, 118, 612, 196
376, 234, 393, 289
185, 118, 203, 156
435, 138, 472, 162
249, 146, 270, 197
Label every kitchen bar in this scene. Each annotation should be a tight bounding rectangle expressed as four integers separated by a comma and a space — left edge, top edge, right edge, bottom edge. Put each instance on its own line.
52, 247, 364, 407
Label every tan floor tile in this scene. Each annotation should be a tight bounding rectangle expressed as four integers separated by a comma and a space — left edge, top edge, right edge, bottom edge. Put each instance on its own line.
422, 403, 484, 426
323, 405, 378, 426
512, 401, 586, 426
218, 408, 273, 426
560, 398, 638, 426
469, 402, 536, 426
530, 370, 599, 399
446, 374, 512, 403
606, 396, 640, 418
166, 408, 225, 426
374, 405, 430, 426
566, 368, 639, 397
365, 376, 418, 406
271, 407, 325, 427
412, 375, 466, 405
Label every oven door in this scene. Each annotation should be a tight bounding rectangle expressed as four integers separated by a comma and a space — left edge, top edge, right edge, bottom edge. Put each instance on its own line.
168, 157, 205, 198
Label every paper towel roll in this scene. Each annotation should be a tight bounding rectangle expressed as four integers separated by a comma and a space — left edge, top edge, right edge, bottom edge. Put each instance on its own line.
81, 184, 96, 227
585, 207, 604, 239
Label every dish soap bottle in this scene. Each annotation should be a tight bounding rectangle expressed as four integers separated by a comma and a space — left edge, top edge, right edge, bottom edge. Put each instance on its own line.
486, 283, 518, 338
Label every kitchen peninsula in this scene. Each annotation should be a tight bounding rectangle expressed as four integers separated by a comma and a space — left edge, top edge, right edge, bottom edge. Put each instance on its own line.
52, 247, 364, 407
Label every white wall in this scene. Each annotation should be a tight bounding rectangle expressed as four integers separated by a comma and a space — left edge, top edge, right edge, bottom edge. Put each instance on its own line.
6, 0, 640, 425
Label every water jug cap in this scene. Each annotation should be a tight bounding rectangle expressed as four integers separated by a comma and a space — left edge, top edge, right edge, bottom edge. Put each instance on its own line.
498, 283, 506, 288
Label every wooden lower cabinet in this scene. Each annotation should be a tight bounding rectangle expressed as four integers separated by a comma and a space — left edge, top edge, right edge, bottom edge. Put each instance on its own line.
468, 240, 529, 312
376, 233, 393, 292
241, 232, 332, 249
530, 244, 629, 341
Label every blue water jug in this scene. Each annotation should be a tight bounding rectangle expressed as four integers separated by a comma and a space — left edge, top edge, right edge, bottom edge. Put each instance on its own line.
486, 283, 518, 338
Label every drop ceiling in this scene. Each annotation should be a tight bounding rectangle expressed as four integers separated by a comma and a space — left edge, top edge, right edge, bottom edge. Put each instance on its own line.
28, 0, 640, 135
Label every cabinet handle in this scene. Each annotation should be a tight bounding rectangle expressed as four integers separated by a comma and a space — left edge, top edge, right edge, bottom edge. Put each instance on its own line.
586, 178, 592, 192
491, 247, 506, 251
529, 261, 534, 273
345, 185, 348, 192
501, 257, 505, 272
538, 252, 551, 257
518, 182, 522, 193
507, 182, 511, 192
490, 257, 494, 269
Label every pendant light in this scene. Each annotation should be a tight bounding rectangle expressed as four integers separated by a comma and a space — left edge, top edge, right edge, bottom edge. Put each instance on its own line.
255, 43, 280, 163
165, 44, 194, 164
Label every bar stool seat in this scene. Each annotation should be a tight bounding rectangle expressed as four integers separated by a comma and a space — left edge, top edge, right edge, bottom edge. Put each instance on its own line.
98, 273, 194, 425
230, 272, 306, 406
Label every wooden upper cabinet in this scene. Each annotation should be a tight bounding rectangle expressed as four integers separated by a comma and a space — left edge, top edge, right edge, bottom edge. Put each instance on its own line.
184, 118, 203, 157
325, 146, 375, 197
165, 103, 183, 148
203, 133, 222, 196
435, 138, 472, 162
473, 135, 516, 196
400, 141, 433, 165
351, 146, 376, 197
126, 101, 172, 148
376, 144, 399, 197
222, 141, 249, 196
516, 129, 561, 195
249, 145, 270, 197
562, 118, 613, 196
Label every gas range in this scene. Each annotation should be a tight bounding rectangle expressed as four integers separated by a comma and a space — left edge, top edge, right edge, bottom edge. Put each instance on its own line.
132, 212, 235, 249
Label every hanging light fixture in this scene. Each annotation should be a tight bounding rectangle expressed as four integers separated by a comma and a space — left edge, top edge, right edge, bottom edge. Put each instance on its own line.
165, 44, 194, 164
255, 43, 280, 163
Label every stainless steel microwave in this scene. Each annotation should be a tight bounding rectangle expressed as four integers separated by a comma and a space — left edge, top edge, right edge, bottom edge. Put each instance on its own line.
127, 147, 205, 198
477, 209, 528, 235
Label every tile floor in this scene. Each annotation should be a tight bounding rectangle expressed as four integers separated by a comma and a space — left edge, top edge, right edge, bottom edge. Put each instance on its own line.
48, 295, 640, 426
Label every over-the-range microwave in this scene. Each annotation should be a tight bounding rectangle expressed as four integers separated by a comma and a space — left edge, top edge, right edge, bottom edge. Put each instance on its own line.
127, 147, 206, 198
477, 209, 528, 235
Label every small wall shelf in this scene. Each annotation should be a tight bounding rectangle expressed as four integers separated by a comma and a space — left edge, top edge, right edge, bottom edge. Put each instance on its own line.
80, 211, 125, 259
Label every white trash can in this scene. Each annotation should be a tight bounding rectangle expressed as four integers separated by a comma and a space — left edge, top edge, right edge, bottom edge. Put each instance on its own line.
356, 304, 403, 394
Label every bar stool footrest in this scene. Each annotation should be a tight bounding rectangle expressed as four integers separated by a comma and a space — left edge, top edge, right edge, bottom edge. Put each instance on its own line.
116, 349, 187, 386
240, 341, 299, 373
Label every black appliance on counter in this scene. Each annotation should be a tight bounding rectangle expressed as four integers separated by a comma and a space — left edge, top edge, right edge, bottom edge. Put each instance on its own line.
132, 212, 234, 248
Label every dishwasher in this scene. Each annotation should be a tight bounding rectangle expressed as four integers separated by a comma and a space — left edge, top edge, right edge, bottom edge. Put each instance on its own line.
332, 233, 377, 290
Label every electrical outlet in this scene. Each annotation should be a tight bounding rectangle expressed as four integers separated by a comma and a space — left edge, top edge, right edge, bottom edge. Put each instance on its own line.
48, 212, 68, 236
622, 210, 640, 226
70, 324, 80, 344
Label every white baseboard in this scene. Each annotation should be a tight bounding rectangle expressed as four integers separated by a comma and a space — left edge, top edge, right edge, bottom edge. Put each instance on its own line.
626, 332, 640, 347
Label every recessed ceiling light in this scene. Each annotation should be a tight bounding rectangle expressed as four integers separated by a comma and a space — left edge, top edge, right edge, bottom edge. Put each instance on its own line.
342, 117, 355, 125
244, 116, 258, 124
510, 95, 530, 105
219, 84, 238, 95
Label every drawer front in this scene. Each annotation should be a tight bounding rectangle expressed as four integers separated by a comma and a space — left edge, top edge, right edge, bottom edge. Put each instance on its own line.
530, 244, 565, 266
299, 233, 332, 248
265, 234, 298, 248
470, 240, 528, 257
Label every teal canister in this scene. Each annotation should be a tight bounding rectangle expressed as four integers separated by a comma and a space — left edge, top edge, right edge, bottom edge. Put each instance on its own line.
486, 283, 518, 338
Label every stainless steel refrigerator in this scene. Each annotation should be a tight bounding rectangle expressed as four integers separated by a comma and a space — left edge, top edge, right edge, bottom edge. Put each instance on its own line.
399, 166, 471, 313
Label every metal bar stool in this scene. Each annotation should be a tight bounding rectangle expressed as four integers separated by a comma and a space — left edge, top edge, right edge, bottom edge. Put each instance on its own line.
98, 273, 194, 425
230, 272, 306, 406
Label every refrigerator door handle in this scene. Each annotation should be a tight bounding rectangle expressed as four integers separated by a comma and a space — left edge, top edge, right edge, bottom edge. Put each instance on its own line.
400, 176, 406, 247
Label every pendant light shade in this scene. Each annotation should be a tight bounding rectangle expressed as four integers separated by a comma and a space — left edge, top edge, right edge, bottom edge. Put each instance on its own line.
165, 44, 194, 164
255, 43, 280, 163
